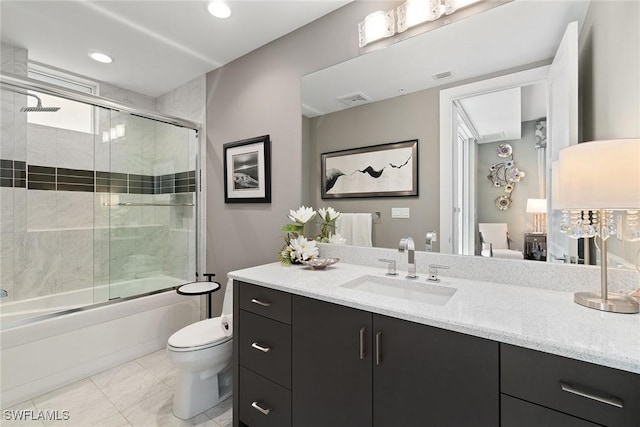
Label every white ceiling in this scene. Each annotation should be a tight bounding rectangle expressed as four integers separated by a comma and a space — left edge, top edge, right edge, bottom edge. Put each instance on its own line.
0, 0, 350, 97
459, 82, 548, 143
301, 0, 590, 118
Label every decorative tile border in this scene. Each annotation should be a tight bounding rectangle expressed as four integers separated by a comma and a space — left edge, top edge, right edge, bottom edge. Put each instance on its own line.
1, 159, 26, 188
1, 158, 196, 194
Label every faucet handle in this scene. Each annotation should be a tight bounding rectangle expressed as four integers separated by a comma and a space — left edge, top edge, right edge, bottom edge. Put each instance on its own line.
427, 264, 450, 282
378, 259, 397, 276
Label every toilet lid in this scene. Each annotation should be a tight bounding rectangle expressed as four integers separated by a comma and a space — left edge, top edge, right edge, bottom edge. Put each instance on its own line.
168, 318, 228, 349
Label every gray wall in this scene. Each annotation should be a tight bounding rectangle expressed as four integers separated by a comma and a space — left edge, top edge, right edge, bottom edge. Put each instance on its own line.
307, 88, 440, 250
579, 1, 640, 267
205, 1, 398, 281
477, 120, 541, 252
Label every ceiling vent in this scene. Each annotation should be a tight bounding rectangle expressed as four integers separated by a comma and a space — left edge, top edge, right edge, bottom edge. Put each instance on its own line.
479, 132, 506, 143
337, 91, 372, 107
432, 70, 453, 80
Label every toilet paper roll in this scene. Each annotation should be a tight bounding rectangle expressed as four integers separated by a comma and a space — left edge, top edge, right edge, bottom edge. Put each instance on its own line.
221, 314, 233, 337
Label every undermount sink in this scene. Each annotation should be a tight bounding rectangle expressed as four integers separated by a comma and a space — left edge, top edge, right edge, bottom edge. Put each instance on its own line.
340, 275, 457, 306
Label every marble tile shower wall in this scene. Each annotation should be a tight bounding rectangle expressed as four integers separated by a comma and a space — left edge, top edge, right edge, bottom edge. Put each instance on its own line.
1, 84, 197, 305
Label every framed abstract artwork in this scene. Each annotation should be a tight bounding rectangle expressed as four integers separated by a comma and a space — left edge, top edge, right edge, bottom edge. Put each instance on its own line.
321, 139, 418, 199
223, 135, 271, 203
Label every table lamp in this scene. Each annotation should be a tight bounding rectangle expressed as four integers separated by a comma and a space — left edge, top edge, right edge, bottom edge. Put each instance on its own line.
526, 198, 547, 234
555, 139, 640, 314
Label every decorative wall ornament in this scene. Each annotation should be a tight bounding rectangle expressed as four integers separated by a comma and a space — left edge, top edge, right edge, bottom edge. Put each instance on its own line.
487, 143, 525, 211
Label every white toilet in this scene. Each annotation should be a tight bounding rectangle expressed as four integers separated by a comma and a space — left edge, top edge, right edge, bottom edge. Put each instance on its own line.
167, 280, 233, 419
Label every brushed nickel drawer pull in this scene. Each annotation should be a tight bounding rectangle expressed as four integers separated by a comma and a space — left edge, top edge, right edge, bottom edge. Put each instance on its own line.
359, 327, 366, 360
375, 331, 382, 366
251, 342, 271, 353
251, 298, 272, 307
251, 401, 271, 415
560, 382, 623, 408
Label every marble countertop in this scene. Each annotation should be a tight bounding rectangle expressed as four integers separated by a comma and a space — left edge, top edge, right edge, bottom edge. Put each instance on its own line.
229, 261, 640, 375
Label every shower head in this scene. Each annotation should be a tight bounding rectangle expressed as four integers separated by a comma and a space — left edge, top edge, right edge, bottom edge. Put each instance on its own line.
19, 92, 60, 112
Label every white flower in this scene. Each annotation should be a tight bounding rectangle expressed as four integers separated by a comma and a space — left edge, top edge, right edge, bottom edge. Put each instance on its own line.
318, 207, 341, 223
328, 233, 346, 245
288, 206, 316, 224
289, 235, 319, 262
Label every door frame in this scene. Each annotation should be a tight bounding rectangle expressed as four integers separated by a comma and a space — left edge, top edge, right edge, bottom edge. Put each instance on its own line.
439, 66, 551, 254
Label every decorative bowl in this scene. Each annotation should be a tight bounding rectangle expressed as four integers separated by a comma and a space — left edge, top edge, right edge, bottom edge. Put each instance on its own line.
301, 257, 340, 270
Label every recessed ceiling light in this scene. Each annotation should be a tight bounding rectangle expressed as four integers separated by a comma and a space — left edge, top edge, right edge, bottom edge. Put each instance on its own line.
207, 1, 231, 19
89, 51, 113, 64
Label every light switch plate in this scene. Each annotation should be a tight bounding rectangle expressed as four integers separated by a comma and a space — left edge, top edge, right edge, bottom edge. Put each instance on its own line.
391, 208, 410, 218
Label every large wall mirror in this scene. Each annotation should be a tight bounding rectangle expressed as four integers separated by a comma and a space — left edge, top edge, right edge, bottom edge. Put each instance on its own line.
301, 0, 640, 271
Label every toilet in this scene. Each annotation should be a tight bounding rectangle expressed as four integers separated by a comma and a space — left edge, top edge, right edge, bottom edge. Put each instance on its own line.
167, 279, 233, 419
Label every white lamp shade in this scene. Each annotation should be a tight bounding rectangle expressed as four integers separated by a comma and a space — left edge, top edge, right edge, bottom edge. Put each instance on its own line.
556, 139, 640, 210
526, 198, 547, 213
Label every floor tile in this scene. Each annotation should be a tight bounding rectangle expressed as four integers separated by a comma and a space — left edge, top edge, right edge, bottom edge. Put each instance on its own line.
91, 361, 169, 411
91, 412, 132, 427
2, 400, 46, 427
136, 349, 180, 387
31, 379, 120, 426
8, 352, 233, 427
120, 387, 215, 427
204, 397, 232, 427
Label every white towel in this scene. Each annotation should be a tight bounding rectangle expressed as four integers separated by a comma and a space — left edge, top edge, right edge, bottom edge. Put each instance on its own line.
336, 213, 372, 247
220, 278, 233, 337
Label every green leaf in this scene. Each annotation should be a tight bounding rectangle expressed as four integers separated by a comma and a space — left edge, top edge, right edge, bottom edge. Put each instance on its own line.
281, 224, 303, 233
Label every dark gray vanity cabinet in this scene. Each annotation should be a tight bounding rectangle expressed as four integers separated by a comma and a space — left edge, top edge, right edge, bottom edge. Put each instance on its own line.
236, 282, 292, 427
292, 295, 500, 427
292, 295, 373, 427
501, 344, 640, 427
372, 313, 499, 427
234, 281, 639, 427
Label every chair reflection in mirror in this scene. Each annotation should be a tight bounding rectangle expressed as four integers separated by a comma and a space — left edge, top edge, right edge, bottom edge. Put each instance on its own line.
478, 223, 524, 259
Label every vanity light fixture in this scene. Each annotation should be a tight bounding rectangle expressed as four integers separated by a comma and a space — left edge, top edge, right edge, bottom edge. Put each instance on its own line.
397, 0, 485, 33
555, 139, 640, 314
207, 0, 231, 19
88, 51, 113, 64
358, 10, 396, 48
526, 198, 547, 234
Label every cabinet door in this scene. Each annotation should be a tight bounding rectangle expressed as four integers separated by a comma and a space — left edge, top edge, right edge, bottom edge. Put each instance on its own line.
292, 295, 372, 427
373, 314, 499, 427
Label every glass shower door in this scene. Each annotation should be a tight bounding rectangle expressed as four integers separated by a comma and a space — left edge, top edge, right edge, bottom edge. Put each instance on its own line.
103, 111, 197, 300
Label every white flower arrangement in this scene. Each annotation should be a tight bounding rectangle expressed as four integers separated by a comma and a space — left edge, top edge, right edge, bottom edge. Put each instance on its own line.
278, 205, 345, 265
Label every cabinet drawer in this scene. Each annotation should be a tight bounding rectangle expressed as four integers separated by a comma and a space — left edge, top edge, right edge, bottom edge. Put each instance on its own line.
238, 281, 291, 324
239, 366, 291, 427
501, 344, 640, 427
239, 310, 291, 388
501, 394, 602, 427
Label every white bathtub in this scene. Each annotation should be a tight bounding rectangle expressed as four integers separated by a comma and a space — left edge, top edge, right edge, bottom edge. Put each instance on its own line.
0, 275, 185, 327
0, 279, 201, 408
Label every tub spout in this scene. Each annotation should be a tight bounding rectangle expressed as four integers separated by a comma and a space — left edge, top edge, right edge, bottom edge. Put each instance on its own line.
0, 289, 8, 298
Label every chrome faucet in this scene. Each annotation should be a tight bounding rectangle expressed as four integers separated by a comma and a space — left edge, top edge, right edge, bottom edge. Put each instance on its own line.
0, 289, 8, 298
398, 237, 417, 279
428, 264, 450, 282
379, 259, 398, 276
425, 231, 437, 252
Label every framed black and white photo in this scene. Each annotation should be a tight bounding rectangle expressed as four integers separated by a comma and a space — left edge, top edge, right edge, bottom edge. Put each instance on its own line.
321, 139, 418, 199
223, 135, 271, 203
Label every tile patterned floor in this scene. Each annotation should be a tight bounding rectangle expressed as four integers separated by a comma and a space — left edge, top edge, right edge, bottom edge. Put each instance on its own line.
3, 349, 232, 427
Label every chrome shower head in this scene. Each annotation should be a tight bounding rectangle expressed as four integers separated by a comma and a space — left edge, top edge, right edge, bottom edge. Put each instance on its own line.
19, 93, 60, 112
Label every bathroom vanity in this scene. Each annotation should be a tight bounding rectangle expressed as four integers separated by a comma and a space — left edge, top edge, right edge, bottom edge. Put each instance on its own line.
229, 261, 640, 427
